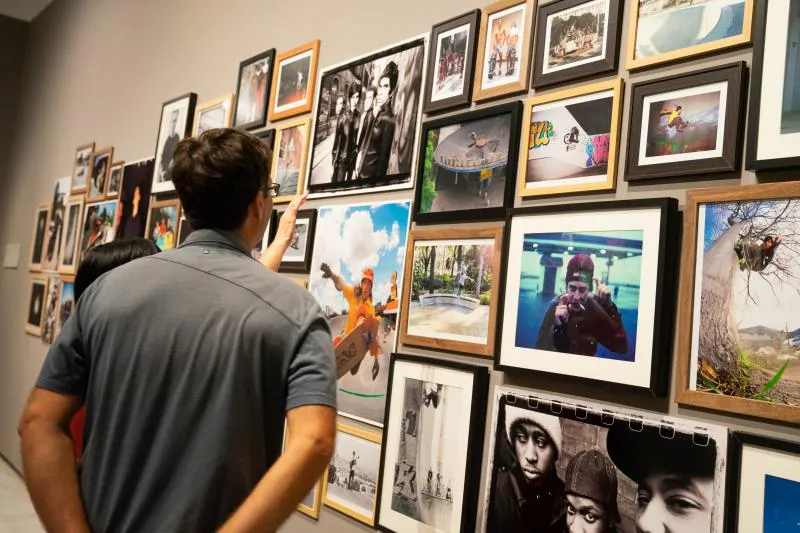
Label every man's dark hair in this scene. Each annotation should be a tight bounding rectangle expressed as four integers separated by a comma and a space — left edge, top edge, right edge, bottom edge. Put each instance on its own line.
74, 238, 160, 301
380, 61, 399, 93
348, 81, 362, 99
676, 105, 682, 111
171, 129, 272, 231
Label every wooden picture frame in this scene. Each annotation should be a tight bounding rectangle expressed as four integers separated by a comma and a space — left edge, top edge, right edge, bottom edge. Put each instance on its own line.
413, 101, 522, 224
518, 78, 623, 198
625, 61, 746, 183
675, 182, 800, 423
105, 161, 125, 199
423, 9, 481, 114
87, 146, 115, 202
55, 275, 76, 338
269, 40, 320, 122
531, 0, 624, 89
145, 198, 181, 252
498, 198, 680, 397
399, 226, 504, 357
271, 116, 311, 204
57, 196, 84, 274
80, 200, 118, 261
322, 422, 382, 526
376, 354, 490, 533
625, 0, 754, 71
745, 0, 800, 172
726, 432, 800, 532
70, 142, 94, 195
276, 209, 316, 274
233, 48, 276, 131
192, 93, 234, 137
29, 204, 50, 271
151, 92, 197, 195
25, 276, 48, 336
473, 0, 535, 102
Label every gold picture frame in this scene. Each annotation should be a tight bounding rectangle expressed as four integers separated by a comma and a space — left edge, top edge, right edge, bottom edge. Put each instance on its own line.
192, 93, 235, 137
55, 275, 75, 338
25, 275, 48, 336
271, 116, 311, 204
145, 198, 181, 251
518, 78, 623, 198
29, 204, 50, 271
70, 141, 95, 195
625, 0, 754, 71
269, 40, 320, 122
105, 161, 125, 199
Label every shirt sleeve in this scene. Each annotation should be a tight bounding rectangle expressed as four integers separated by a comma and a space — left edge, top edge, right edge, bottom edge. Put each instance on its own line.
286, 304, 337, 411
35, 308, 89, 397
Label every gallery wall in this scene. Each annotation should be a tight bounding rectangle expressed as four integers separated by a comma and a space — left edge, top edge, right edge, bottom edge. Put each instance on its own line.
0, 14, 28, 190
0, 0, 798, 532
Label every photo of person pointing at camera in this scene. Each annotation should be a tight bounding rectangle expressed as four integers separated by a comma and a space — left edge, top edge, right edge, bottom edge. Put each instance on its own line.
535, 254, 627, 356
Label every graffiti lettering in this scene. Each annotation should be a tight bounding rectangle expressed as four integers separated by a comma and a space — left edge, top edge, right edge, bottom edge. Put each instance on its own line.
529, 121, 554, 148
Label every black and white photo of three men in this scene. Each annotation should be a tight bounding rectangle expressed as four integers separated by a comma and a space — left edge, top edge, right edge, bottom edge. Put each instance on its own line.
482, 389, 727, 533
308, 36, 426, 195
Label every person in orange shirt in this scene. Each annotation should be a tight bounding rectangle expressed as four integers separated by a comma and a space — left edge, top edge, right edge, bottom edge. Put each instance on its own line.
320, 263, 382, 379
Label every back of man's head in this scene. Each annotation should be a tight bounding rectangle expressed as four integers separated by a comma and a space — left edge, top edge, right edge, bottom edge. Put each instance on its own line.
172, 129, 272, 231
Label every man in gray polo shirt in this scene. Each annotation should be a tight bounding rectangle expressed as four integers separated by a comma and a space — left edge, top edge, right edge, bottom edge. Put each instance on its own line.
19, 129, 337, 533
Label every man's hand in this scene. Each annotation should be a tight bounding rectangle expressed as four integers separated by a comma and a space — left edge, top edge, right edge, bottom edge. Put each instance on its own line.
591, 277, 611, 306
320, 262, 332, 279
554, 294, 569, 326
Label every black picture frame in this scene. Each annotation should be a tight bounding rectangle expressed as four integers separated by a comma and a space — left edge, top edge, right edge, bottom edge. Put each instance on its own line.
625, 61, 747, 183
413, 101, 522, 224
233, 48, 276, 131
726, 432, 800, 532
277, 209, 316, 274
375, 353, 489, 533
422, 9, 481, 115
150, 92, 197, 195
531, 0, 624, 89
745, 0, 800, 172
494, 198, 681, 397
255, 128, 276, 152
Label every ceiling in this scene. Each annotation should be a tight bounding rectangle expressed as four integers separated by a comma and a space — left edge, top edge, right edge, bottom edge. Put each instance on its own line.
0, 0, 54, 21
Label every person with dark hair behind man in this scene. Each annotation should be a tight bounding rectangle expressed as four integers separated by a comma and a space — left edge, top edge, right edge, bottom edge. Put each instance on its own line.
20, 128, 337, 533
359, 61, 399, 180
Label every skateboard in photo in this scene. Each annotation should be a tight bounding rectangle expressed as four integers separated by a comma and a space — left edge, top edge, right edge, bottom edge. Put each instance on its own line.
333, 316, 380, 379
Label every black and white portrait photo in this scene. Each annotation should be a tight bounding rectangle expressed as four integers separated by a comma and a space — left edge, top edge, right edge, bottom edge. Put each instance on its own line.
70, 142, 94, 194
308, 36, 427, 196
42, 176, 70, 272
151, 93, 196, 194
88, 148, 112, 201
482, 389, 728, 533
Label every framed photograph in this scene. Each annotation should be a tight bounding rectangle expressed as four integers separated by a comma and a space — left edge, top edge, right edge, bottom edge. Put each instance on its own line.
307, 35, 427, 198
272, 116, 311, 204
276, 209, 316, 274
322, 422, 382, 526
115, 158, 153, 241
29, 204, 50, 271
40, 275, 61, 345
42, 176, 70, 272
80, 200, 118, 259
377, 354, 489, 533
626, 0, 754, 71
498, 198, 680, 396
727, 433, 800, 533
177, 215, 194, 246
423, 9, 481, 114
532, 0, 623, 89
481, 386, 729, 533
151, 92, 197, 195
745, 0, 800, 171
87, 147, 114, 202
233, 48, 275, 131
70, 142, 94, 195
192, 93, 234, 137
256, 128, 276, 152
473, 0, 535, 102
25, 276, 48, 336
57, 197, 84, 274
625, 62, 746, 183
519, 78, 623, 198
56, 276, 75, 337
414, 101, 522, 224
308, 200, 412, 427
399, 227, 504, 357
675, 182, 800, 423
269, 40, 320, 122
146, 198, 180, 252
105, 161, 124, 199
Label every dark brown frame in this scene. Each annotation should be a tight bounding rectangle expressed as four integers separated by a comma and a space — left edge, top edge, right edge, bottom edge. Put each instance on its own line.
531, 0, 624, 89
423, 9, 481, 114
233, 49, 276, 131
625, 61, 747, 183
276, 209, 316, 274
150, 92, 198, 195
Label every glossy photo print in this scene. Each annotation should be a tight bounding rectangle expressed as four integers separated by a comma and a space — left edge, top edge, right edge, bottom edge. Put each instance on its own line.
543, 0, 609, 74
308, 36, 426, 196
80, 200, 117, 257
424, 10, 480, 113
308, 200, 411, 426
271, 117, 311, 204
481, 388, 728, 533
151, 93, 197, 194
233, 49, 274, 130
25, 277, 47, 336
115, 159, 153, 241
270, 41, 319, 122
147, 200, 180, 251
88, 148, 113, 201
475, 0, 531, 100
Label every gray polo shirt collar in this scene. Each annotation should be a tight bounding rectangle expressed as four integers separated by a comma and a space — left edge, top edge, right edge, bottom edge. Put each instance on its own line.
180, 228, 253, 257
